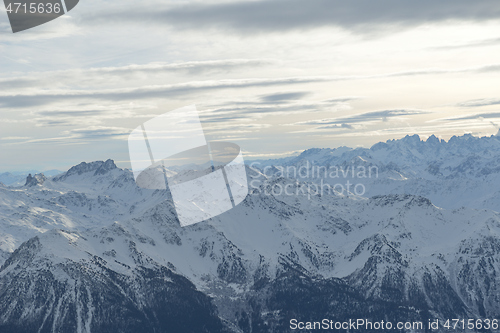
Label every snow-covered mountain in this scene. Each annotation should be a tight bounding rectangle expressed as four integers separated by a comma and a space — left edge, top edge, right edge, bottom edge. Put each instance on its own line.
0, 170, 62, 186
250, 133, 500, 212
1, 134, 500, 332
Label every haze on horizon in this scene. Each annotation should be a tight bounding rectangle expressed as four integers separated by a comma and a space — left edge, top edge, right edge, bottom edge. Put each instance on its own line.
1, 0, 500, 172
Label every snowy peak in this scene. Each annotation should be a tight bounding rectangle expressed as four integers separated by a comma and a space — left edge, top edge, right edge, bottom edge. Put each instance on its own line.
53, 159, 118, 181
0, 172, 25, 186
399, 133, 421, 145
426, 134, 441, 145
94, 159, 118, 176
295, 146, 352, 163
24, 173, 46, 187
375, 133, 500, 157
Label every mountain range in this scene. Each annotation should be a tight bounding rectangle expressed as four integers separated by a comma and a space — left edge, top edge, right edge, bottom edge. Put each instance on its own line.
1, 134, 500, 332
0, 170, 62, 187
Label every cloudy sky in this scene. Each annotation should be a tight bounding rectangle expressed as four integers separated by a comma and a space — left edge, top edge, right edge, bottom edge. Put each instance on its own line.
1, 0, 500, 172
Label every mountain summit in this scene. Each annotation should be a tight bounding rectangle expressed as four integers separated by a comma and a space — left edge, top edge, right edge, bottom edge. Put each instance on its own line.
24, 173, 46, 187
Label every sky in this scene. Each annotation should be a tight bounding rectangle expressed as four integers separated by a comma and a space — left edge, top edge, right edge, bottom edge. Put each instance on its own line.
1, 0, 500, 172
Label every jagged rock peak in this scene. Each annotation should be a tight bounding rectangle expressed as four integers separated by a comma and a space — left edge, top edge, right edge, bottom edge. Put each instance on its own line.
299, 148, 330, 157
24, 173, 46, 187
426, 134, 441, 144
401, 134, 421, 144
54, 159, 118, 180
94, 159, 118, 176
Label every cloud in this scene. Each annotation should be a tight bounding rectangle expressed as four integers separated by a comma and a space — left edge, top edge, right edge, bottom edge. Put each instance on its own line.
295, 109, 430, 126
198, 115, 253, 123
207, 123, 272, 135
444, 112, 500, 121
457, 98, 500, 108
259, 91, 311, 102
8, 126, 130, 146
368, 64, 500, 79
0, 77, 38, 91
0, 59, 275, 91
35, 110, 112, 118
85, 0, 500, 34
63, 126, 130, 140
29, 103, 159, 127
324, 97, 362, 103
199, 98, 353, 123
431, 37, 500, 50
85, 59, 276, 75
0, 76, 331, 108
2, 63, 500, 108
0, 136, 31, 141
317, 123, 355, 130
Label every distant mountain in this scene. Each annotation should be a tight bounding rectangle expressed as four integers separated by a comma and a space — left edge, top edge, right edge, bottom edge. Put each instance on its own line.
0, 172, 25, 186
1, 133, 500, 332
249, 133, 500, 212
0, 169, 62, 186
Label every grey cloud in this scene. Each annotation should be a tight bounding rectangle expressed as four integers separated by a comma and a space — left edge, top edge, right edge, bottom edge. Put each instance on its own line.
0, 77, 38, 91
200, 97, 359, 125
199, 115, 250, 123
335, 109, 430, 123
298, 109, 429, 126
328, 64, 500, 79
8, 126, 129, 146
475, 65, 500, 73
198, 96, 354, 124
376, 65, 500, 79
86, 0, 500, 34
317, 123, 355, 130
2, 63, 500, 103
324, 97, 361, 103
445, 112, 500, 121
0, 77, 329, 108
91, 59, 275, 75
337, 109, 430, 124
431, 37, 500, 50
32, 111, 110, 127
457, 98, 500, 108
259, 92, 310, 103
202, 104, 313, 118
65, 126, 130, 139
38, 120, 76, 127
35, 110, 107, 118
201, 98, 351, 122
30, 105, 159, 127
0, 59, 274, 91
207, 123, 271, 134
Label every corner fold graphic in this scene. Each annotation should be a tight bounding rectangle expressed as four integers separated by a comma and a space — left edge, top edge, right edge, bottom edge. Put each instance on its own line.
64, 0, 78, 11
3, 0, 79, 33
128, 105, 249, 227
